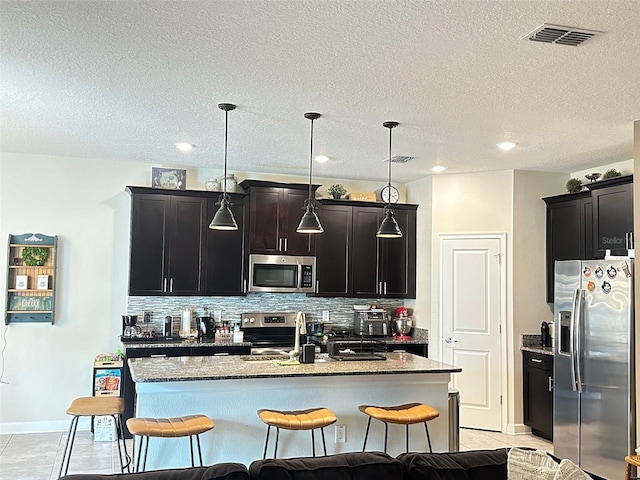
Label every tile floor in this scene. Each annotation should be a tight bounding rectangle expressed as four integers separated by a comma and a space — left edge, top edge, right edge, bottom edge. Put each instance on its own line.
0, 428, 552, 479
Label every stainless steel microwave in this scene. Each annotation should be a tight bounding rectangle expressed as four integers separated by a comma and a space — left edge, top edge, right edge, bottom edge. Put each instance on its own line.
248, 254, 316, 293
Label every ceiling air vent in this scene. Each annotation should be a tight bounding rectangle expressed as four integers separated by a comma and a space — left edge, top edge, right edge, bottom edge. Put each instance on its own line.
384, 155, 414, 163
521, 23, 603, 46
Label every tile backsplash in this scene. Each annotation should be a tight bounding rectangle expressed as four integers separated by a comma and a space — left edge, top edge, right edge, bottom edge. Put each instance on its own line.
127, 293, 404, 334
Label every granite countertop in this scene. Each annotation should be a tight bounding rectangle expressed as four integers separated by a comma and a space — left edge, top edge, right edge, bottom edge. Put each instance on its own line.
521, 333, 553, 356
122, 339, 251, 349
128, 352, 460, 383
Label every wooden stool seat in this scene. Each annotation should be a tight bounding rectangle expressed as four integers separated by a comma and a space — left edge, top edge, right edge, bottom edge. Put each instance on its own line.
257, 407, 337, 458
625, 455, 640, 480
58, 397, 130, 479
126, 414, 214, 472
358, 402, 440, 453
126, 415, 214, 437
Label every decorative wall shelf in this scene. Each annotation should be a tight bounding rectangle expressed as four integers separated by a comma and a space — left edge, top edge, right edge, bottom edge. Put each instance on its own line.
5, 233, 58, 324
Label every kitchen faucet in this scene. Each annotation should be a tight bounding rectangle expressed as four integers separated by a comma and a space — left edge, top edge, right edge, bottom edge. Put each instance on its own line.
289, 311, 307, 360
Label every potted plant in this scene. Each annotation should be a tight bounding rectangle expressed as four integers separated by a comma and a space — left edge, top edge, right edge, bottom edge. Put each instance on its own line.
602, 168, 622, 179
565, 178, 583, 193
327, 184, 347, 199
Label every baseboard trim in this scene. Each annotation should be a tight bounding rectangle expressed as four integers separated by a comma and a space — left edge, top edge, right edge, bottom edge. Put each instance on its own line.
506, 423, 531, 435
0, 418, 91, 435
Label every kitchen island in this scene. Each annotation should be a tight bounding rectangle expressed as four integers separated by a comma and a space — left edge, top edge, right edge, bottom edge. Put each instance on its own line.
128, 352, 460, 469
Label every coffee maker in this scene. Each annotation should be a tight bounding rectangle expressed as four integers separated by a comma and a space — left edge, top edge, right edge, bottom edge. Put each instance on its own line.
122, 315, 141, 338
197, 316, 216, 340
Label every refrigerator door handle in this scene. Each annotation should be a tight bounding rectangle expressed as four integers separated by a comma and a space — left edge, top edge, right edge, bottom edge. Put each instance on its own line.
570, 288, 581, 392
574, 288, 585, 393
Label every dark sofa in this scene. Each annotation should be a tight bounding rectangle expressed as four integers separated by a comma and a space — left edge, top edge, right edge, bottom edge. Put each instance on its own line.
60, 449, 605, 480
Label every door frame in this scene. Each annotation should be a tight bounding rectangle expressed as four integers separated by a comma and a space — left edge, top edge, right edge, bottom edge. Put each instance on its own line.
438, 233, 508, 432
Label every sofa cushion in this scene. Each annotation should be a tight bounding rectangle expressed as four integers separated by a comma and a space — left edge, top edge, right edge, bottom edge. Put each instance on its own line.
61, 462, 250, 480
249, 452, 403, 480
398, 449, 508, 480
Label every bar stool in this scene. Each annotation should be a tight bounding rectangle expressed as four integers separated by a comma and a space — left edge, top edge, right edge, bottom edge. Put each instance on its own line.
126, 414, 214, 472
625, 455, 640, 480
257, 407, 337, 458
358, 402, 439, 453
58, 396, 130, 479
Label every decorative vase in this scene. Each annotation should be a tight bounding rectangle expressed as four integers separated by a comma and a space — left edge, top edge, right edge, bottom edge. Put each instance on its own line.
219, 173, 237, 192
332, 194, 341, 199
205, 178, 219, 191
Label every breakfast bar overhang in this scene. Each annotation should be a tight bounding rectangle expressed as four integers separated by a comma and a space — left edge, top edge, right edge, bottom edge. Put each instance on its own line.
128, 353, 461, 470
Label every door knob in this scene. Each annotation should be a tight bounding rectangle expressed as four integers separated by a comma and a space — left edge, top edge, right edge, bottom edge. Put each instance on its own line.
444, 337, 458, 344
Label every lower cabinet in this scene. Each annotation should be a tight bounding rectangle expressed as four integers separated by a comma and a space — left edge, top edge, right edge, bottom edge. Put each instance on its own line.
386, 343, 428, 358
522, 350, 553, 440
122, 344, 251, 437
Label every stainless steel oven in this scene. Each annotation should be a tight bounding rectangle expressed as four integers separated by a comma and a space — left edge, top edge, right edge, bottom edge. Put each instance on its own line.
248, 255, 316, 293
241, 312, 299, 354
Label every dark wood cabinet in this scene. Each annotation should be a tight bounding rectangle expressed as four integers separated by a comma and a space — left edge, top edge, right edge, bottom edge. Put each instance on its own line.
351, 205, 417, 298
240, 180, 315, 255
543, 175, 633, 303
387, 343, 428, 357
543, 192, 592, 303
315, 200, 417, 299
315, 204, 352, 296
522, 350, 553, 441
589, 176, 634, 258
128, 188, 207, 295
204, 194, 248, 295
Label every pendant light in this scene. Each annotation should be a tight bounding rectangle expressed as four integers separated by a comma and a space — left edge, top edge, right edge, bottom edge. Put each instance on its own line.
296, 112, 324, 234
376, 121, 403, 238
209, 103, 238, 231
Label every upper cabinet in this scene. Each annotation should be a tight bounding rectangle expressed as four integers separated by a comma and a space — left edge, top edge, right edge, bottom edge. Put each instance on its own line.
240, 180, 316, 255
588, 176, 634, 258
127, 187, 247, 296
315, 200, 417, 299
542, 174, 633, 303
543, 191, 592, 303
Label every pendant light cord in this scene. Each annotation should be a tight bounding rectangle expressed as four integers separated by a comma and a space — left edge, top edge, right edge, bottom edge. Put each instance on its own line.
387, 125, 392, 208
223, 108, 229, 197
308, 118, 314, 204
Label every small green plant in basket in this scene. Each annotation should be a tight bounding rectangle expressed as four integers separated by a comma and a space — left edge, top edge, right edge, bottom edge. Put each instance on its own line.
566, 178, 583, 193
602, 168, 621, 179
328, 184, 347, 199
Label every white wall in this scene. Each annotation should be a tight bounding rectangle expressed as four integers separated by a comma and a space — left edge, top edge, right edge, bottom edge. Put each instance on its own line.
0, 152, 392, 433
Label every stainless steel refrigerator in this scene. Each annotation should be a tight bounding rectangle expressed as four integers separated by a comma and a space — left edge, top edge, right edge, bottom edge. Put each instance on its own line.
554, 259, 635, 479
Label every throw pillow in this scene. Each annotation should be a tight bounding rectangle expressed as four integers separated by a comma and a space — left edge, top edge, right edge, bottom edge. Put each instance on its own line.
554, 459, 591, 480
507, 448, 558, 480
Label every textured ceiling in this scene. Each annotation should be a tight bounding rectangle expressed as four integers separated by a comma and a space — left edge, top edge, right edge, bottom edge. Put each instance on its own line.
1, 0, 639, 183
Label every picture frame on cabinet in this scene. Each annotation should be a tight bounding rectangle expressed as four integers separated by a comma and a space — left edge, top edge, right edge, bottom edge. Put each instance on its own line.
151, 167, 186, 190
15, 275, 28, 290
37, 274, 49, 290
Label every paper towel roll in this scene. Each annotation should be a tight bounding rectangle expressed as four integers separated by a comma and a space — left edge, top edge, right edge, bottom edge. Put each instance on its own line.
181, 309, 193, 338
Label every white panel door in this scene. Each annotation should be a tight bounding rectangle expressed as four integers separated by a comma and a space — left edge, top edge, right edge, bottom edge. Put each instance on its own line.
440, 234, 504, 431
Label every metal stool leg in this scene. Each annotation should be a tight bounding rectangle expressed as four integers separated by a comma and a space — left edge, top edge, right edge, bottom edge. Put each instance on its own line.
189, 435, 195, 467
133, 435, 143, 472
362, 416, 372, 452
406, 424, 410, 452
274, 427, 280, 458
383, 422, 388, 453
57, 415, 79, 479
142, 435, 150, 472
196, 434, 204, 466
262, 425, 271, 459
320, 427, 328, 455
311, 428, 316, 456
115, 414, 131, 472
424, 422, 433, 452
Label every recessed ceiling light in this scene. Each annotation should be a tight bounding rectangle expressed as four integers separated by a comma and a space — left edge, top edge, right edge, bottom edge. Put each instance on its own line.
175, 142, 195, 152
431, 165, 447, 173
314, 155, 329, 163
497, 141, 517, 151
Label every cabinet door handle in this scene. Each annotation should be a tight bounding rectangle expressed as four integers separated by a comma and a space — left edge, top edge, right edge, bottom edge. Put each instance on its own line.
316, 280, 319, 294
284, 238, 288, 252
163, 278, 168, 292
278, 238, 282, 251
378, 282, 383, 295
169, 278, 174, 293
243, 279, 248, 293
150, 354, 166, 358
548, 375, 553, 392
531, 358, 543, 363
384, 282, 387, 295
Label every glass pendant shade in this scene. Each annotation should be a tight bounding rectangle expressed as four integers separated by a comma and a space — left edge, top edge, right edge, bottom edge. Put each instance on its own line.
296, 111, 323, 234
376, 121, 402, 239
209, 196, 238, 230
209, 103, 238, 231
297, 203, 324, 233
376, 207, 403, 238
